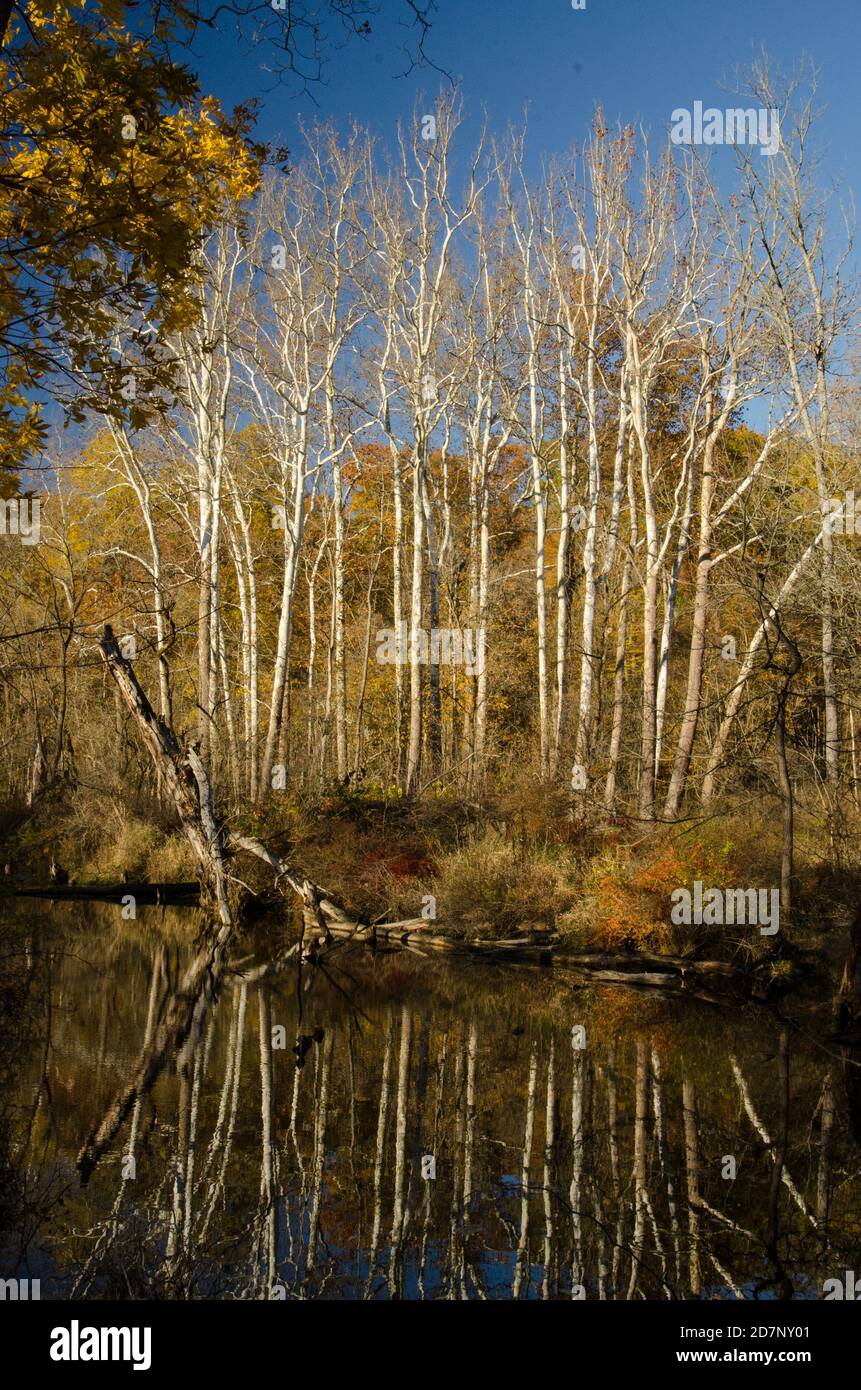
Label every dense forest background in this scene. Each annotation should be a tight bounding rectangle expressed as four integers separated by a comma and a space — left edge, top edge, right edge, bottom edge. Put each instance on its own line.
2, 4, 860, 954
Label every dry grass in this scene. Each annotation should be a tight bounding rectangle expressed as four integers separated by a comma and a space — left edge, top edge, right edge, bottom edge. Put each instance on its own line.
78, 816, 195, 882
430, 830, 577, 939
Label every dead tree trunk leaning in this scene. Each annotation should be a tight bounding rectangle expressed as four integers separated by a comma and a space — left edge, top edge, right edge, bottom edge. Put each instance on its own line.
96, 624, 337, 926
98, 626, 232, 918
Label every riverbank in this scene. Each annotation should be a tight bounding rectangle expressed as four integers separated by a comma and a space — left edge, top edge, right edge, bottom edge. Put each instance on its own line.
2, 781, 856, 1001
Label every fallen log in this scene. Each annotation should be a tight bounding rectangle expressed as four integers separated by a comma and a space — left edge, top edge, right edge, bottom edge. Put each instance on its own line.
3, 882, 200, 905
233, 870, 750, 992
294, 914, 751, 993
224, 831, 351, 927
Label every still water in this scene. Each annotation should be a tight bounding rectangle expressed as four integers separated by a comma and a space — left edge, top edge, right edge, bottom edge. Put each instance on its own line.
1, 901, 859, 1300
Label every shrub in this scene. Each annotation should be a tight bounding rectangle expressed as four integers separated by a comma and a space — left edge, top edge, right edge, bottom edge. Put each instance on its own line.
583, 829, 744, 952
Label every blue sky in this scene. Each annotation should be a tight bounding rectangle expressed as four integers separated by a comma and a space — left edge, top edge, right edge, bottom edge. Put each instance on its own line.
191, 0, 861, 195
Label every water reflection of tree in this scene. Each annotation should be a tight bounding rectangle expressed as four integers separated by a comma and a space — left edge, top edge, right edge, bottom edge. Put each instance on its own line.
6, 914, 861, 1300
